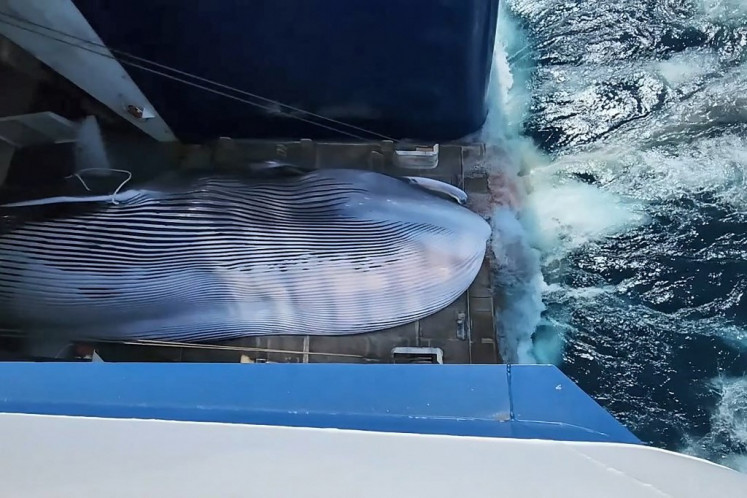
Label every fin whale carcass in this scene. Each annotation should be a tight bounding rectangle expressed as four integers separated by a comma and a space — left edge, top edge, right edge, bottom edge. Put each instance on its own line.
0, 168, 491, 343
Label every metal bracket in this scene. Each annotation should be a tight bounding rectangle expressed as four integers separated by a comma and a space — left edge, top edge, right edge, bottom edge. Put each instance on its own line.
391, 347, 444, 364
394, 143, 439, 170
456, 312, 468, 341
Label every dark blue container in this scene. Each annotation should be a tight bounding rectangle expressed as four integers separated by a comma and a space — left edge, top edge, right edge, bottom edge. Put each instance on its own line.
73, 0, 499, 142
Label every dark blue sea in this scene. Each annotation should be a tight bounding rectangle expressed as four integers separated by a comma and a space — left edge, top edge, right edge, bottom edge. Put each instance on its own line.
488, 0, 747, 471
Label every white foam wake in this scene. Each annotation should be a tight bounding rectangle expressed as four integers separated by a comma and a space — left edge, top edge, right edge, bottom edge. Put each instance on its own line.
682, 376, 747, 472
494, 0, 747, 472
474, 2, 548, 364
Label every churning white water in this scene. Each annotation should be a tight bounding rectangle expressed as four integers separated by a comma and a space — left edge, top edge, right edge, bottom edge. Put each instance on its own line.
482, 0, 747, 471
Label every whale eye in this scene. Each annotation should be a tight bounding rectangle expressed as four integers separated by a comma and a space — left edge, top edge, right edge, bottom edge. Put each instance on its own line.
402, 176, 468, 205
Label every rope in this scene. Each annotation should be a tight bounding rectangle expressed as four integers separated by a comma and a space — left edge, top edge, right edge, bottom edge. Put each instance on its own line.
0, 10, 397, 141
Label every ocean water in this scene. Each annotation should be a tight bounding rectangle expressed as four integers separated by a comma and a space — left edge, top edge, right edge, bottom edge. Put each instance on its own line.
484, 0, 747, 471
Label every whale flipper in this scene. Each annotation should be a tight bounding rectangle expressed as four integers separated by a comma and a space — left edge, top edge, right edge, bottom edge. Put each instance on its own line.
402, 176, 469, 205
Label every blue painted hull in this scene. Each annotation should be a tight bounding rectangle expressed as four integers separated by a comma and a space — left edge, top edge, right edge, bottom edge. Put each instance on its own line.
72, 0, 499, 142
0, 363, 640, 444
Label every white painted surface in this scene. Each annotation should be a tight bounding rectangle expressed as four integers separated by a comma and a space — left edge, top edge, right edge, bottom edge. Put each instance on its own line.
0, 111, 77, 146
0, 1, 176, 142
0, 413, 744, 497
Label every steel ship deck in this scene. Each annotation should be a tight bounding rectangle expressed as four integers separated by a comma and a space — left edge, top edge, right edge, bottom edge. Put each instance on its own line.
0, 31, 500, 365
90, 139, 501, 365
0, 40, 502, 364
0, 10, 502, 365
0, 139, 500, 364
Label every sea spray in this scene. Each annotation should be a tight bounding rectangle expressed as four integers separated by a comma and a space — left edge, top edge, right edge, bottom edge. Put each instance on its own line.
683, 376, 747, 471
500, 0, 747, 470
467, 2, 547, 364
488, 206, 544, 363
